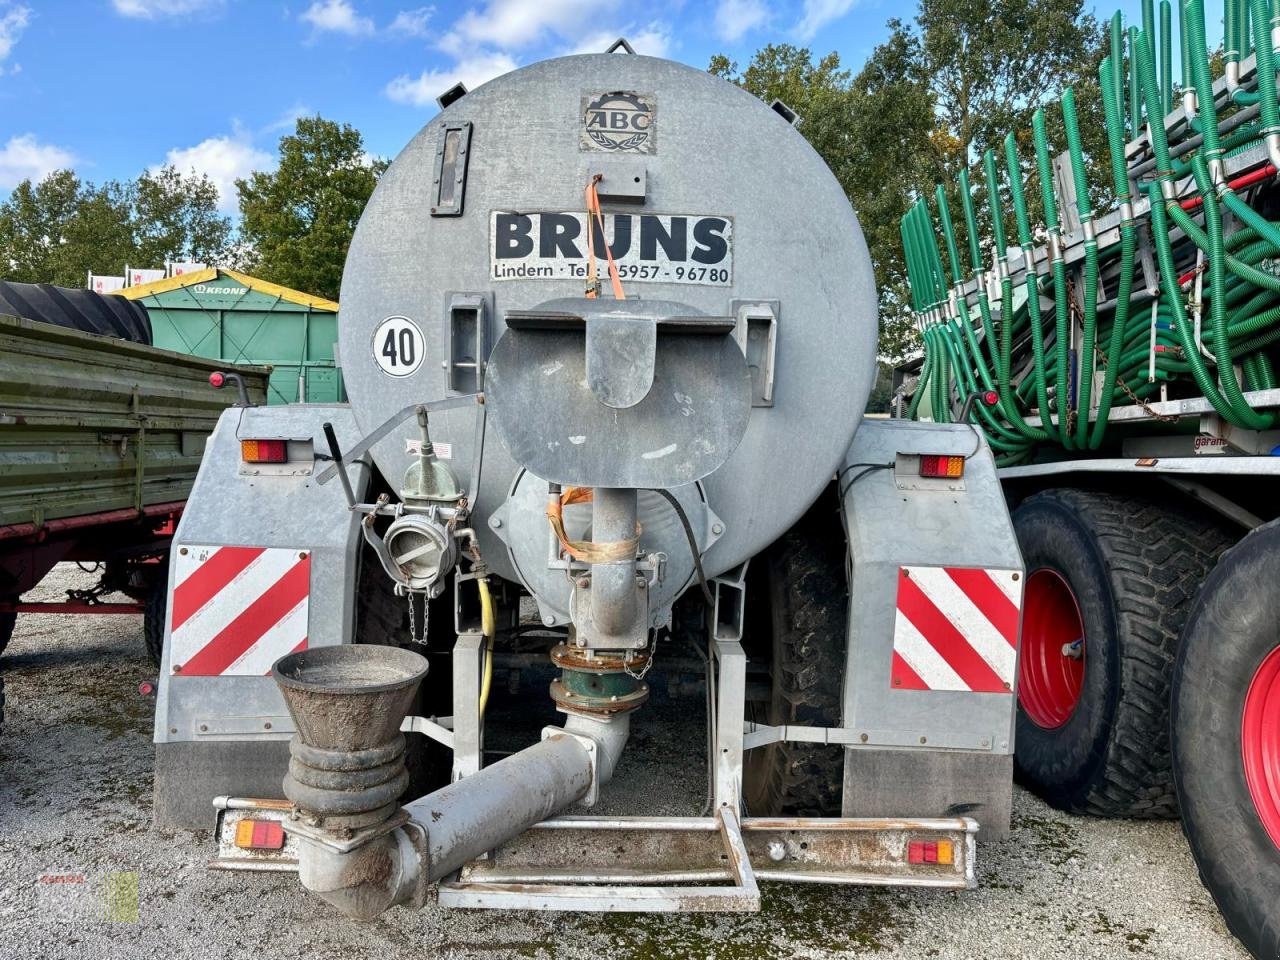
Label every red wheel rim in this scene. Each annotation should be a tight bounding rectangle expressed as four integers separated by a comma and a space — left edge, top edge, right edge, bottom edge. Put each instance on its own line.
1018, 568, 1085, 729
1243, 644, 1280, 851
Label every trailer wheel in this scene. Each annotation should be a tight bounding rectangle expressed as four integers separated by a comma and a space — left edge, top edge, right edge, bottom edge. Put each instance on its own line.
1173, 519, 1280, 960
743, 488, 846, 817
1012, 489, 1231, 817
142, 572, 167, 668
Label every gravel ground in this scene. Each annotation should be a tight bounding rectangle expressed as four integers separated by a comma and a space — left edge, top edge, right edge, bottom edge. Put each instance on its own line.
0, 564, 1250, 960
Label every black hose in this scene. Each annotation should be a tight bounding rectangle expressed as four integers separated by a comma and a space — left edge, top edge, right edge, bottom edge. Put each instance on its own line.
649, 488, 714, 606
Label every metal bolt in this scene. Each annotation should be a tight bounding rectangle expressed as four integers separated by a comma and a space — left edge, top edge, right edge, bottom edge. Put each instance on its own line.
543, 614, 555, 626
711, 522, 724, 535
766, 841, 786, 862
576, 577, 590, 589
199, 724, 208, 732
490, 517, 502, 528
1011, 572, 1020, 581
169, 727, 177, 735
298, 551, 308, 560
179, 547, 188, 556
919, 736, 927, 744
860, 733, 868, 743
264, 722, 272, 730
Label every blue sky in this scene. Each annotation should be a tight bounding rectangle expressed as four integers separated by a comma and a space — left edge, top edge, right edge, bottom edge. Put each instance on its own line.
0, 0, 1160, 212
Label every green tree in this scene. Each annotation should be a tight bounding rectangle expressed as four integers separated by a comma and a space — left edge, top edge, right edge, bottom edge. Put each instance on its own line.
133, 165, 231, 266
0, 171, 134, 287
236, 116, 388, 302
0, 166, 231, 287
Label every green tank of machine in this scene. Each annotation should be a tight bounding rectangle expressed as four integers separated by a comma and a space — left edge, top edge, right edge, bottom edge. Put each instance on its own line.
113, 267, 345, 405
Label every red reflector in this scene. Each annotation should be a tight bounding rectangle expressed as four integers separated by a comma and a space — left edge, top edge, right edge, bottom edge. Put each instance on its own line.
241, 439, 287, 463
920, 454, 964, 479
908, 841, 925, 864
234, 818, 285, 850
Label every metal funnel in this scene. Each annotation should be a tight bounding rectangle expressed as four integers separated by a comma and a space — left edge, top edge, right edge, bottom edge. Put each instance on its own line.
273, 645, 428, 752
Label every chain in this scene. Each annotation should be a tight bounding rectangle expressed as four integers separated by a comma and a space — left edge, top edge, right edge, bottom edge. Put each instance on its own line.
406, 591, 428, 645
1114, 372, 1181, 422
1099, 351, 1182, 423
624, 639, 656, 681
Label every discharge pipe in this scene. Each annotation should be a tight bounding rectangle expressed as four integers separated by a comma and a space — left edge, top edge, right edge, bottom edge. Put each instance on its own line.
271, 645, 615, 919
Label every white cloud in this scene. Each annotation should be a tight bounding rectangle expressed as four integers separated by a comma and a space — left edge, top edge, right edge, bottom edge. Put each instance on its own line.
112, 0, 221, 18
389, 6, 433, 38
300, 0, 374, 36
0, 3, 30, 72
795, 0, 856, 40
158, 135, 273, 212
714, 0, 768, 42
567, 23, 671, 58
0, 134, 74, 189
384, 51, 517, 106
449, 0, 615, 51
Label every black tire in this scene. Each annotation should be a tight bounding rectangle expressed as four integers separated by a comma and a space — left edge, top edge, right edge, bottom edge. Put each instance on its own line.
143, 570, 167, 667
1012, 488, 1232, 817
743, 488, 847, 817
0, 603, 13, 658
1173, 519, 1280, 960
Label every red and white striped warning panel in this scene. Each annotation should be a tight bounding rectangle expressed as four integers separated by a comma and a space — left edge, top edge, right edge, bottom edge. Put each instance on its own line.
169, 545, 311, 677
890, 565, 1021, 694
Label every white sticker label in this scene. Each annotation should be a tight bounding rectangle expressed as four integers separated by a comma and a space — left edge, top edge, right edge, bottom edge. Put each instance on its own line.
490, 211, 732, 286
406, 438, 452, 459
373, 316, 424, 378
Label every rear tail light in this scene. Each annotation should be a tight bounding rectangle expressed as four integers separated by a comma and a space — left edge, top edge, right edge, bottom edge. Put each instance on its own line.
241, 439, 287, 463
234, 819, 285, 850
919, 454, 964, 479
907, 839, 954, 865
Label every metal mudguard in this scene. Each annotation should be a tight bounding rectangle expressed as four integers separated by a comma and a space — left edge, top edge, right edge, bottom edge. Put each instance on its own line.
838, 418, 1023, 839
153, 404, 369, 828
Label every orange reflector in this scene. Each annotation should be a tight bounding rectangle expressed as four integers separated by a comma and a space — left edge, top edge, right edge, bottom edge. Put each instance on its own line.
919, 454, 964, 479
937, 840, 954, 865
234, 818, 285, 850
241, 439, 287, 464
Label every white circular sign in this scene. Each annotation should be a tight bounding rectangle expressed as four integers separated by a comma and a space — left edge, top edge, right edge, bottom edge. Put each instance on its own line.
372, 315, 425, 378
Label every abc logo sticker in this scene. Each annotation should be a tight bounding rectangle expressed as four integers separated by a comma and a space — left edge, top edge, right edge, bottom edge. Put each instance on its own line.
582, 92, 656, 153
373, 315, 425, 378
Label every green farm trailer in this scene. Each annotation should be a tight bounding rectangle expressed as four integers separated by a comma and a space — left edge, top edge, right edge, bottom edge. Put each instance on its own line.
0, 310, 267, 726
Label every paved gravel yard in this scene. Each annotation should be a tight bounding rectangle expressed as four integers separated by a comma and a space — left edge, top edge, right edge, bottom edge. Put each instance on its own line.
0, 565, 1249, 960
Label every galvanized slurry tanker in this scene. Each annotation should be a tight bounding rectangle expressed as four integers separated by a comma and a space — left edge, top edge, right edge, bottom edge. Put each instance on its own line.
154, 45, 1024, 916
898, 0, 1280, 955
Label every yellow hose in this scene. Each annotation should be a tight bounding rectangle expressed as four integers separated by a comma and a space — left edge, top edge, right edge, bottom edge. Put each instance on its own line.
477, 577, 496, 716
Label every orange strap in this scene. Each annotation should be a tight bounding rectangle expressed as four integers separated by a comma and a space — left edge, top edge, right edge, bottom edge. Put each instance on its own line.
546, 486, 640, 563
584, 175, 625, 301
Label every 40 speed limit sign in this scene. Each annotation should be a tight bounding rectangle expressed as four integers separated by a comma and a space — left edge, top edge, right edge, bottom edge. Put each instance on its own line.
373, 316, 425, 377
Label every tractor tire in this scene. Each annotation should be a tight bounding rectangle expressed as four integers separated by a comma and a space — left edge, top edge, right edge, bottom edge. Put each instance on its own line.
1012, 488, 1231, 818
1173, 519, 1280, 960
143, 569, 168, 668
743, 488, 847, 817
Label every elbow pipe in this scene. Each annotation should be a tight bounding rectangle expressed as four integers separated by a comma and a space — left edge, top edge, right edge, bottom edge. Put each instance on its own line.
297, 734, 595, 918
